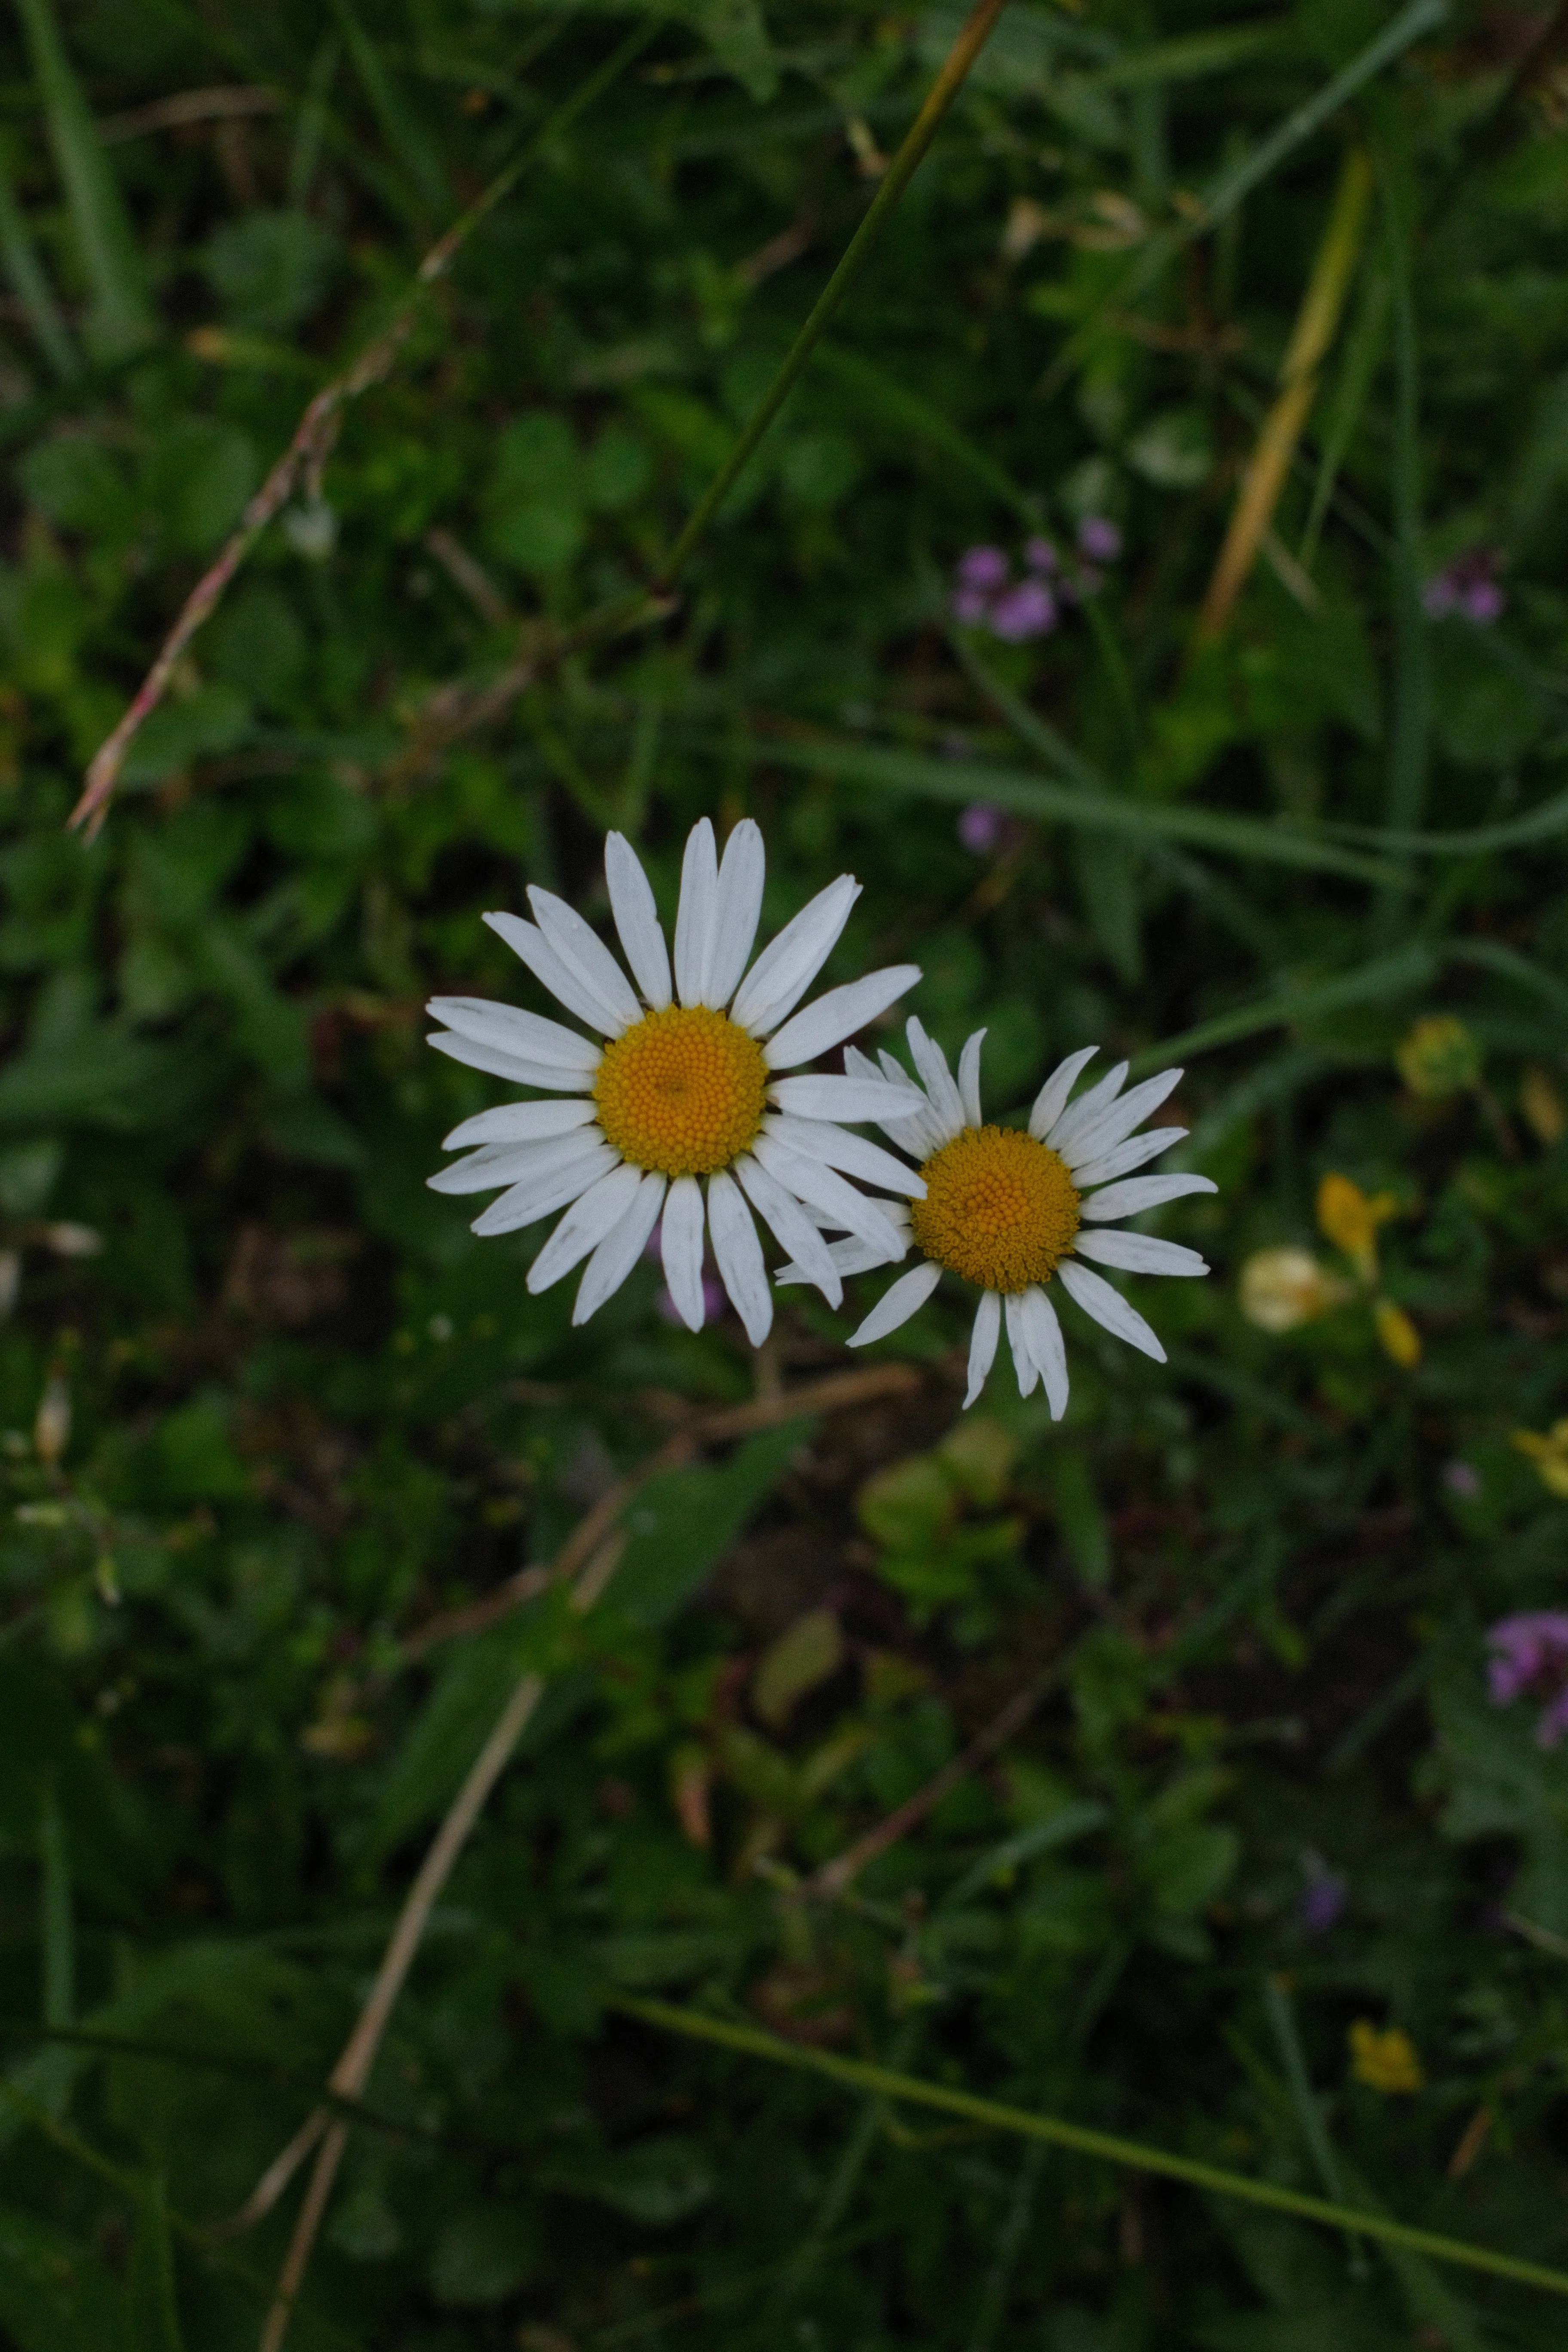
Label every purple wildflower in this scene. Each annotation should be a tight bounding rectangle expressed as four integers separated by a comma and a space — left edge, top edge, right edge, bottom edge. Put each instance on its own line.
1300, 1868, 1348, 1936
989, 579, 1057, 642
1442, 1459, 1481, 1498
1024, 536, 1059, 574
1423, 548, 1504, 625
1487, 1612, 1568, 1746
1077, 515, 1123, 563
959, 802, 1007, 855
955, 545, 1010, 590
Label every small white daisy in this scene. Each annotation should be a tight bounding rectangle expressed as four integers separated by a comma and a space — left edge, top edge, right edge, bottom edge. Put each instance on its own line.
784, 1020, 1214, 1414
425, 820, 926, 1341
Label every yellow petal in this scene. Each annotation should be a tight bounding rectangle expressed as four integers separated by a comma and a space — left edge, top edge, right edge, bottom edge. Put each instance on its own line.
1373, 1299, 1421, 1369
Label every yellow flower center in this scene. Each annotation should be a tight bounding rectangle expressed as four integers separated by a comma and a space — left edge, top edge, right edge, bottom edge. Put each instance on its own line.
910, 1124, 1080, 1294
593, 1006, 768, 1178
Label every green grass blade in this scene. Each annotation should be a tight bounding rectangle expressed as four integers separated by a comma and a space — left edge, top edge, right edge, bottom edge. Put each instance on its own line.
0, 137, 78, 381
287, 37, 341, 215
1374, 129, 1431, 936
612, 1996, 1568, 2300
747, 735, 1407, 886
1129, 944, 1436, 1071
14, 0, 151, 357
1299, 266, 1388, 570
34, 1787, 74, 2124
1321, 781, 1568, 853
329, 0, 450, 218
1084, 22, 1287, 89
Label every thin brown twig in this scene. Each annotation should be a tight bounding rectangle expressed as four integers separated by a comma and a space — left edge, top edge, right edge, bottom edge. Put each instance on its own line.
68, 19, 661, 842
806, 1671, 1055, 1903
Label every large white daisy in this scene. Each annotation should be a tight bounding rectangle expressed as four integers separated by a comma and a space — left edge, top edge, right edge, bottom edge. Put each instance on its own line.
782, 1020, 1214, 1414
425, 820, 926, 1341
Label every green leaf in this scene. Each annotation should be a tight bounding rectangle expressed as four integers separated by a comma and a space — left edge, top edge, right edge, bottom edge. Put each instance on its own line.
0, 2202, 127, 2352
369, 1623, 524, 1859
610, 1422, 811, 1628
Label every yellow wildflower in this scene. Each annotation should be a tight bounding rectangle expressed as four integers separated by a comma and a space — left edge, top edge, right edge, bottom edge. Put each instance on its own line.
1520, 1066, 1566, 1148
1395, 1014, 1480, 1101
1317, 1173, 1400, 1284
1373, 1299, 1421, 1369
1512, 1421, 1568, 1501
1348, 2018, 1423, 2094
1239, 1246, 1351, 1334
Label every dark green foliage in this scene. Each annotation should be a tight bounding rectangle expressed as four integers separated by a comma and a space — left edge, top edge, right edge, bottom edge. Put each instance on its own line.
0, 2, 1568, 2348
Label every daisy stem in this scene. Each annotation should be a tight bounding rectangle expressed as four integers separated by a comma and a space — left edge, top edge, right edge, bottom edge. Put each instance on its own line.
653, 0, 1010, 591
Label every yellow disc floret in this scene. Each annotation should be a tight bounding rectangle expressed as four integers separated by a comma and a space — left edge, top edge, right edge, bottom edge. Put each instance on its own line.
910, 1124, 1080, 1294
594, 1006, 768, 1178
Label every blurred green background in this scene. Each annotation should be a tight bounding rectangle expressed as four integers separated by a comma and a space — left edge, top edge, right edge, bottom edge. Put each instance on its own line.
4, 0, 1568, 2345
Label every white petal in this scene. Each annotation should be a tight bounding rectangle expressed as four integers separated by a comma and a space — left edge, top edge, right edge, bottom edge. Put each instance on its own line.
673, 819, 719, 1008
905, 1018, 966, 1142
1068, 1127, 1187, 1188
730, 873, 860, 1035
429, 1129, 606, 1195
527, 886, 642, 1035
661, 1175, 706, 1332
871, 1047, 947, 1155
763, 965, 921, 1072
427, 997, 599, 1074
707, 1168, 772, 1344
964, 1289, 1001, 1407
1081, 1172, 1216, 1221
777, 1225, 913, 1285
848, 1260, 942, 1348
482, 910, 625, 1036
443, 1099, 598, 1151
1004, 1293, 1039, 1396
764, 1113, 925, 1200
1029, 1046, 1099, 1142
1045, 1060, 1129, 1155
752, 1130, 905, 1256
428, 1031, 596, 1093
957, 1030, 986, 1129
707, 818, 766, 1007
574, 1172, 666, 1326
469, 1143, 618, 1236
769, 1074, 925, 1124
1075, 1230, 1208, 1278
605, 833, 672, 1009
734, 1155, 842, 1307
1057, 1259, 1166, 1361
1059, 1068, 1184, 1173
527, 1161, 645, 1293
1020, 1286, 1069, 1421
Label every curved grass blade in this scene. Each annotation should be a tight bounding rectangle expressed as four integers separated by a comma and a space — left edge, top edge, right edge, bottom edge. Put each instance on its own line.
612, 1994, 1568, 2301
1130, 944, 1437, 1072
749, 735, 1408, 886
1323, 781, 1568, 854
